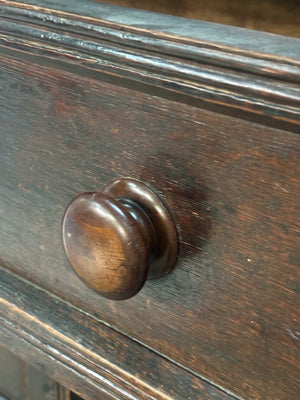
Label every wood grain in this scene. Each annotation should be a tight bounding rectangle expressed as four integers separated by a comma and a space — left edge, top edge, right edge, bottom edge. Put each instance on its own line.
0, 267, 236, 400
0, 52, 299, 400
0, 1, 300, 132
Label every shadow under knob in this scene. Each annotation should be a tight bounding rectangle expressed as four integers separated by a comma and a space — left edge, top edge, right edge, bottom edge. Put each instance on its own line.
62, 178, 178, 300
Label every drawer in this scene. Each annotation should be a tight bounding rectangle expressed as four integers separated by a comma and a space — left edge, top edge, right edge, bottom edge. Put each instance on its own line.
1, 54, 300, 400
0, 2, 299, 400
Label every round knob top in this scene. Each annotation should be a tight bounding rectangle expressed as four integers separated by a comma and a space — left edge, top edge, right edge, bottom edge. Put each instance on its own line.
62, 178, 178, 300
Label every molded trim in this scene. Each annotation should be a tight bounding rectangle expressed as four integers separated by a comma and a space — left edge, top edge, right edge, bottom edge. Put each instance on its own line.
0, 1, 299, 127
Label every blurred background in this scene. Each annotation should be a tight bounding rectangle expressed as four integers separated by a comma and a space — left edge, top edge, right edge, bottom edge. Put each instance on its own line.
97, 0, 300, 37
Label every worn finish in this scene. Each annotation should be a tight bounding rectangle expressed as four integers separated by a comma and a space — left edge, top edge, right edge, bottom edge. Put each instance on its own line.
0, 1, 299, 400
0, 1, 300, 133
0, 53, 299, 400
62, 178, 178, 300
0, 267, 237, 400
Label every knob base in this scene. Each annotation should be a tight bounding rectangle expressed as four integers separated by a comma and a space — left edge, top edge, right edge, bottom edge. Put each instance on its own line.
103, 178, 178, 280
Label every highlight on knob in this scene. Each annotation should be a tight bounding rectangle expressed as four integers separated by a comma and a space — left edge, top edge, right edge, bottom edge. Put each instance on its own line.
62, 178, 178, 300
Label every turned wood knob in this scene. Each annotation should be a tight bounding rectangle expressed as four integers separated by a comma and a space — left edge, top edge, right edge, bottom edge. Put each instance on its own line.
62, 178, 178, 300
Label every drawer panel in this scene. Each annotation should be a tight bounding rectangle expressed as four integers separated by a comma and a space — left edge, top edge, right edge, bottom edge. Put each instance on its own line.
0, 55, 299, 400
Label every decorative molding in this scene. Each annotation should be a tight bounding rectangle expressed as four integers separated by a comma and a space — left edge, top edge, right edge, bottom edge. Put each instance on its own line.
0, 0, 299, 128
0, 267, 239, 400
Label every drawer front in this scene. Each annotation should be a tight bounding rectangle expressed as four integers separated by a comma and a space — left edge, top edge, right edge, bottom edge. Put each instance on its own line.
0, 54, 299, 400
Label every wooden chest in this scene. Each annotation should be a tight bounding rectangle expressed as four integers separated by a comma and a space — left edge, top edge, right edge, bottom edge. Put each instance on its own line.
0, 1, 299, 399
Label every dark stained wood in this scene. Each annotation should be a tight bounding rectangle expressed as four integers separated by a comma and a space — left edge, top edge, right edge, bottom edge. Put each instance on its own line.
0, 267, 237, 400
62, 178, 178, 300
0, 1, 299, 400
0, 53, 299, 400
0, 0, 300, 133
2, 0, 299, 57
103, 178, 179, 280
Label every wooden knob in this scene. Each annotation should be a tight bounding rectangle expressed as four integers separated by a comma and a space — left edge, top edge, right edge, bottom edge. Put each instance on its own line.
62, 178, 178, 300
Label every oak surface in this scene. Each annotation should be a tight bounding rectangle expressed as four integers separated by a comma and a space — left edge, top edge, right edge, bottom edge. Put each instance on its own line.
0, 2, 299, 400
0, 267, 235, 400
0, 53, 299, 400
1, 0, 299, 133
